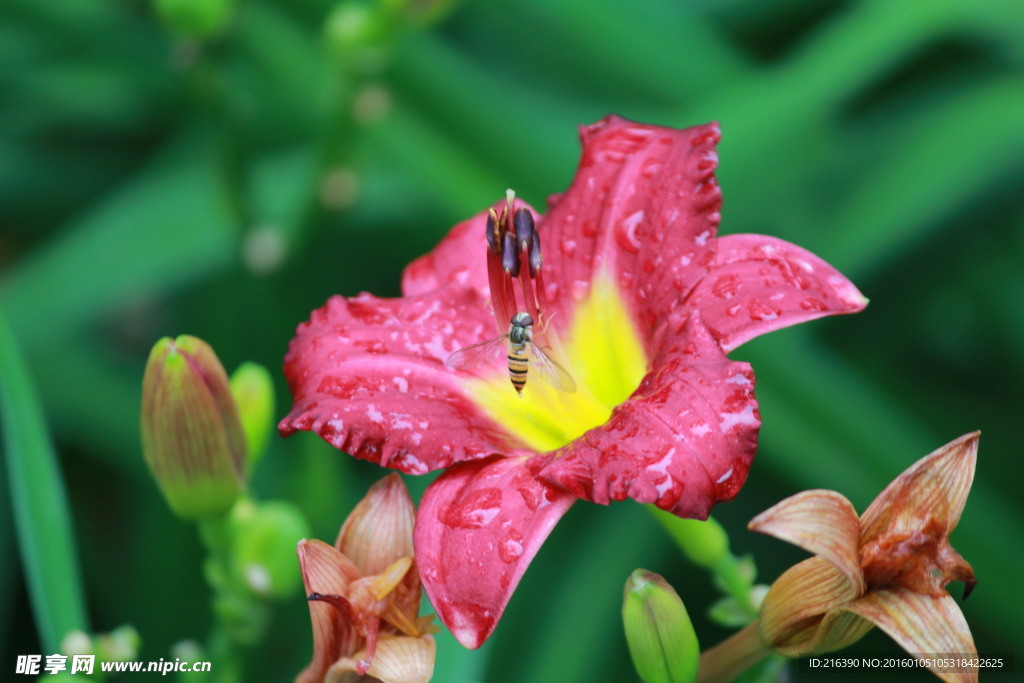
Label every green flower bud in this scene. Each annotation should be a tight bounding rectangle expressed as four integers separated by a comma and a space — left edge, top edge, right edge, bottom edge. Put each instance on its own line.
152, 0, 235, 38
141, 336, 246, 520
229, 362, 275, 468
622, 570, 699, 683
231, 500, 309, 599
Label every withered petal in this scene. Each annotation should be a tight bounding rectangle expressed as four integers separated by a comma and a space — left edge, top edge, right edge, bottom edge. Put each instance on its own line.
330, 635, 436, 683
860, 432, 979, 546
296, 540, 363, 683
749, 489, 864, 594
336, 474, 416, 577
759, 556, 863, 657
840, 588, 978, 683
298, 539, 362, 599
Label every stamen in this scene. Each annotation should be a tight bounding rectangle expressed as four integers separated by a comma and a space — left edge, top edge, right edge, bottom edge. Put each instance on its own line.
502, 232, 520, 276
483, 190, 548, 334
514, 207, 535, 252
485, 209, 500, 254
528, 232, 542, 278
307, 592, 355, 619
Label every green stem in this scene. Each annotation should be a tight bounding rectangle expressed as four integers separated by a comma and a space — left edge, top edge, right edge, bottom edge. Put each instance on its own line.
696, 620, 769, 683
709, 554, 758, 618
197, 515, 242, 683
648, 506, 758, 619
0, 306, 88, 652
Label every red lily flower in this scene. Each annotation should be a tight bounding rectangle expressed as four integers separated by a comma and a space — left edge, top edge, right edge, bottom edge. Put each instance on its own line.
280, 116, 867, 648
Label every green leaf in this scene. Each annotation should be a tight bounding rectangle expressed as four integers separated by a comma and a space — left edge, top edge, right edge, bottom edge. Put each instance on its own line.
0, 306, 88, 652
831, 78, 1024, 277
0, 132, 236, 350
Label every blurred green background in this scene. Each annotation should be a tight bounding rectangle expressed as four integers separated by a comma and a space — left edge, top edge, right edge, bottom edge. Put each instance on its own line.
2, 0, 1022, 680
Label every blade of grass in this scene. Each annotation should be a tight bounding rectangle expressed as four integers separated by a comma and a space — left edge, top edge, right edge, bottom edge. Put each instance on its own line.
0, 131, 236, 349
830, 78, 1024, 277
527, 0, 749, 100
0, 306, 88, 653
369, 105, 511, 219
389, 33, 580, 197
0, 452, 18, 656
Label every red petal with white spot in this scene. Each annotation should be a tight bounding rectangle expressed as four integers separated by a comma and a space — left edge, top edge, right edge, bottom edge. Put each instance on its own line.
401, 210, 491, 299
537, 115, 722, 351
535, 312, 759, 518
687, 234, 868, 352
279, 291, 524, 472
414, 455, 575, 649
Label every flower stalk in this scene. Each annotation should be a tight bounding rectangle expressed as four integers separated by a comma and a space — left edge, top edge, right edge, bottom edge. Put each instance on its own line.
696, 621, 770, 683
650, 507, 760, 622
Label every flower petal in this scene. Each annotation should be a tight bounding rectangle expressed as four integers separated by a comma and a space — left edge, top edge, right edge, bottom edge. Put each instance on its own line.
841, 589, 978, 683
296, 539, 363, 683
401, 210, 492, 299
336, 474, 416, 577
331, 635, 436, 683
279, 291, 521, 472
413, 455, 575, 649
759, 556, 865, 657
860, 432, 979, 545
537, 115, 722, 350
689, 234, 868, 352
749, 489, 864, 595
535, 311, 758, 518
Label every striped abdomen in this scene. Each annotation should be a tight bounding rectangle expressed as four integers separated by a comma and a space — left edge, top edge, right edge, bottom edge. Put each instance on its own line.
507, 345, 529, 394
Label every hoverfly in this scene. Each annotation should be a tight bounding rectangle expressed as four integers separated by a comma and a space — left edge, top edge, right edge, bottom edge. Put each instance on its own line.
447, 313, 577, 395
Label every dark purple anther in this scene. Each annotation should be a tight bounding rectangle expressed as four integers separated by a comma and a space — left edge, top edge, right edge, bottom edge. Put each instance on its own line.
514, 208, 535, 252
528, 232, 542, 278
502, 232, 520, 276
485, 211, 499, 254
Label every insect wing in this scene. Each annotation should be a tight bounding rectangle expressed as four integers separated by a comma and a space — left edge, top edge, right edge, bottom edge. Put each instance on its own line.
530, 344, 577, 393
446, 335, 508, 370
